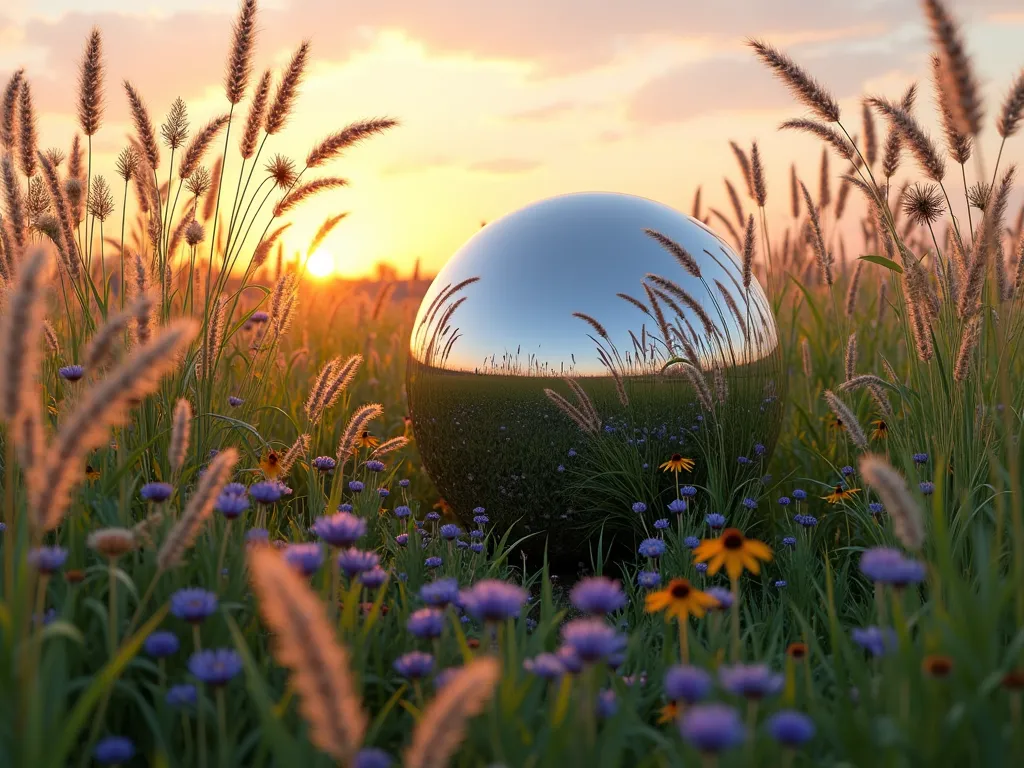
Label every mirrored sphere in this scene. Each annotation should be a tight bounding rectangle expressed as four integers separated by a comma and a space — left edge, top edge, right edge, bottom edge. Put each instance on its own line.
407, 192, 784, 564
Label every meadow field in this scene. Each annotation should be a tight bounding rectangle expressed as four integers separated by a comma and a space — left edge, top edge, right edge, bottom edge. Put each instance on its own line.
2, 0, 1024, 765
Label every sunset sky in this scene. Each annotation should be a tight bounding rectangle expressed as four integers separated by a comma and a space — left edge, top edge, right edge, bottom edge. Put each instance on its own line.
3, 0, 1024, 278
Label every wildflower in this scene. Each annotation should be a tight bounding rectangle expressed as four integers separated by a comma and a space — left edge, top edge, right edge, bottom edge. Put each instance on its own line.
706, 513, 726, 529
665, 664, 713, 704
394, 651, 434, 679
395, 533, 409, 547
654, 518, 670, 530
719, 663, 784, 699
470, 542, 484, 554
556, 646, 583, 674
871, 419, 888, 440
570, 577, 627, 615
868, 502, 884, 515
64, 569, 86, 584
259, 450, 282, 480
556, 464, 565, 472
792, 489, 807, 501
693, 529, 772, 580
851, 626, 896, 657
86, 465, 101, 481
29, 546, 68, 574
632, 501, 647, 513
919, 481, 935, 495
355, 430, 379, 449
822, 484, 859, 504
170, 588, 218, 623
859, 547, 926, 586
424, 556, 442, 568
166, 684, 197, 708
912, 453, 929, 464
681, 486, 697, 497
596, 689, 618, 718
470, 529, 484, 539
338, 503, 354, 512
646, 578, 718, 621
399, 479, 411, 488
766, 710, 815, 747
1001, 670, 1024, 691
787, 642, 808, 660
679, 704, 745, 752
782, 536, 797, 548
639, 538, 666, 558
87, 527, 136, 560
245, 528, 269, 545
93, 736, 135, 765
353, 748, 393, 768
473, 513, 489, 525
775, 580, 787, 588
420, 578, 460, 607
407, 608, 445, 639
738, 456, 752, 465
249, 481, 283, 504
337, 548, 379, 577
312, 456, 336, 472
215, 489, 249, 519
668, 499, 687, 514
439, 523, 461, 540
360, 567, 388, 589
705, 587, 733, 610
141, 482, 174, 502
251, 310, 269, 322
228, 396, 243, 407
349, 480, 365, 492
58, 364, 85, 382
365, 459, 385, 472
561, 618, 627, 663
426, 512, 441, 522
524, 653, 565, 679
188, 648, 242, 686
459, 580, 527, 622
923, 654, 953, 678
637, 571, 661, 589
793, 514, 818, 528
778, 496, 791, 506
311, 512, 367, 547
378, 488, 389, 498
143, 630, 180, 658
741, 497, 758, 510
684, 536, 700, 549
284, 543, 324, 576
660, 454, 695, 473
394, 505, 411, 519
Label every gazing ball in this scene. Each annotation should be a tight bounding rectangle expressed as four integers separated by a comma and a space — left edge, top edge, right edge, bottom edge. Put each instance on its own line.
406, 192, 784, 565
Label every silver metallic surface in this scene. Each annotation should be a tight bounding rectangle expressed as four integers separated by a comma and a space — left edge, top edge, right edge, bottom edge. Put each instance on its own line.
407, 192, 784, 561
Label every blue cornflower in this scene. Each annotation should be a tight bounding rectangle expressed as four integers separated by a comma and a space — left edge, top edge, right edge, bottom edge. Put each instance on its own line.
228, 396, 243, 407
557, 464, 565, 472
665, 664, 713, 703
245, 528, 269, 544
470, 542, 484, 554
778, 496, 791, 506
794, 514, 817, 528
459, 580, 527, 622
570, 576, 627, 615
337, 548, 379, 577
425, 511, 441, 522
407, 608, 445, 639
469, 529, 484, 539
166, 684, 197, 708
365, 460, 385, 472
706, 513, 726, 529
424, 556, 442, 568
696, 563, 709, 574
439, 524, 461, 540
420, 578, 460, 607
251, 310, 269, 322
353, 747, 393, 768
284, 544, 324, 576
632, 501, 647, 514
754, 443, 766, 456
221, 482, 245, 495
684, 536, 701, 549
595, 689, 618, 718
144, 630, 180, 658
249, 481, 283, 504
841, 465, 855, 477
561, 618, 626, 663
360, 567, 388, 589
782, 536, 797, 548
859, 547, 926, 586
775, 580, 787, 588
557, 646, 583, 674
395, 533, 409, 547
473, 513, 489, 525
216, 490, 249, 519
472, 506, 486, 514
681, 486, 697, 497
394, 505, 411, 519
568, 449, 578, 458
868, 502, 884, 515
141, 482, 174, 502
312, 456, 336, 472
668, 498, 687, 514
189, 649, 242, 686
719, 663, 784, 699
349, 480, 365, 492
737, 456, 752, 465
338, 503, 354, 512
394, 651, 434, 679
637, 570, 661, 589
434, 667, 460, 689
741, 497, 758, 510
170, 588, 218, 623
913, 453, 929, 464
93, 736, 134, 764
29, 546, 68, 573
766, 710, 816, 747
851, 626, 896, 657
312, 512, 367, 547
399, 479, 411, 488
457, 536, 470, 548
524, 653, 566, 679
654, 518, 670, 530
378, 488, 390, 498
919, 481, 935, 495
638, 538, 666, 558
706, 586, 733, 610
792, 489, 807, 501
59, 364, 85, 382
679, 704, 746, 752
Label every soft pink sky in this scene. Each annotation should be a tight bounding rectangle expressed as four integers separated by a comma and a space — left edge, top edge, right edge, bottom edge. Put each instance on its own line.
2, 0, 1023, 277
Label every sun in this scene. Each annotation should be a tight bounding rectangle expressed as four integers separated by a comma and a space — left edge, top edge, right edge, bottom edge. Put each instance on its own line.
306, 248, 336, 279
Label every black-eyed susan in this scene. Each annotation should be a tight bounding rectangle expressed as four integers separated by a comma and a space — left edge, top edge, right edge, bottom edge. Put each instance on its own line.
85, 464, 101, 481
259, 450, 282, 480
357, 430, 380, 449
871, 419, 888, 441
693, 528, 773, 581
827, 414, 846, 432
660, 454, 695, 474
786, 642, 809, 660
646, 578, 719, 621
657, 701, 680, 724
822, 484, 860, 504
433, 497, 453, 516
922, 654, 953, 679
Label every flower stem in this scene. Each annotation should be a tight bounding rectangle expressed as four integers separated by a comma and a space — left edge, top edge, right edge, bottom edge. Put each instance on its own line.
730, 578, 741, 661
193, 625, 207, 768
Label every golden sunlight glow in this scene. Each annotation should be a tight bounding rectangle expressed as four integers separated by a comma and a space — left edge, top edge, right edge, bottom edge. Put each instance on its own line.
306, 249, 337, 279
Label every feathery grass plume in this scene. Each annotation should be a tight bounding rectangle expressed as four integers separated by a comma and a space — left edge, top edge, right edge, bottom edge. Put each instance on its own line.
869, 96, 945, 181
617, 292, 650, 316
845, 332, 858, 381
1, 69, 22, 150
274, 177, 347, 217
42, 319, 59, 356
0, 247, 48, 422
0, 219, 12, 279
708, 208, 741, 247
641, 283, 674, 355
130, 252, 152, 345
317, 354, 362, 417
724, 178, 745, 230
168, 202, 197, 256
881, 84, 917, 179
169, 398, 192, 473
713, 365, 728, 404
645, 274, 717, 338
789, 164, 800, 218
862, 100, 877, 165
906, 290, 935, 362
405, 657, 500, 768
923, 0, 982, 136
202, 157, 222, 220
799, 181, 832, 286
26, 176, 49, 225
131, 509, 164, 548
265, 41, 311, 135
644, 229, 701, 278
32, 320, 199, 532
247, 546, 367, 763
240, 69, 272, 159
225, 0, 258, 104
371, 436, 409, 458
839, 373, 890, 393
15, 404, 46, 501
834, 176, 852, 220
903, 183, 945, 225
750, 141, 767, 207
859, 453, 925, 550
84, 297, 148, 369
845, 260, 864, 317
741, 214, 755, 291
682, 364, 715, 412
307, 212, 348, 258
1, 154, 27, 249
370, 282, 394, 322
954, 315, 981, 381
87, 175, 114, 222
157, 447, 238, 568
160, 98, 189, 150
564, 377, 601, 428
729, 141, 753, 197
114, 145, 139, 184
251, 223, 291, 271
959, 166, 1015, 317
279, 433, 310, 477
179, 115, 230, 180
185, 168, 210, 199
544, 388, 597, 434
198, 295, 228, 379
748, 39, 840, 122
306, 118, 398, 168
268, 272, 294, 327
266, 154, 297, 189
572, 312, 610, 342
930, 55, 972, 164
998, 69, 1024, 138
304, 357, 339, 422
1013, 231, 1024, 297
715, 280, 747, 340
37, 152, 80, 278
824, 390, 868, 450
17, 81, 37, 179
691, 186, 702, 219
124, 81, 160, 169
609, 363, 629, 407
336, 403, 385, 463
818, 147, 831, 210
77, 28, 104, 136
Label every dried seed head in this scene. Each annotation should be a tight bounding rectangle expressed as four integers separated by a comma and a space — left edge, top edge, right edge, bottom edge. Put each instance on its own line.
903, 183, 946, 225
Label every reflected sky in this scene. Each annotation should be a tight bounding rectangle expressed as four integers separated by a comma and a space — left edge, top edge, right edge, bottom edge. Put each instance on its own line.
410, 192, 777, 376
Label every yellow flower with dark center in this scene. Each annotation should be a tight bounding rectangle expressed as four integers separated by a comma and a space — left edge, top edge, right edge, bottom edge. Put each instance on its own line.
85, 464, 101, 481
871, 419, 888, 440
357, 430, 379, 449
433, 497, 453, 515
645, 578, 719, 622
659, 454, 695, 474
693, 528, 773, 581
822, 485, 860, 504
657, 701, 680, 724
828, 415, 846, 432
786, 642, 809, 660
922, 654, 953, 679
259, 450, 282, 480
